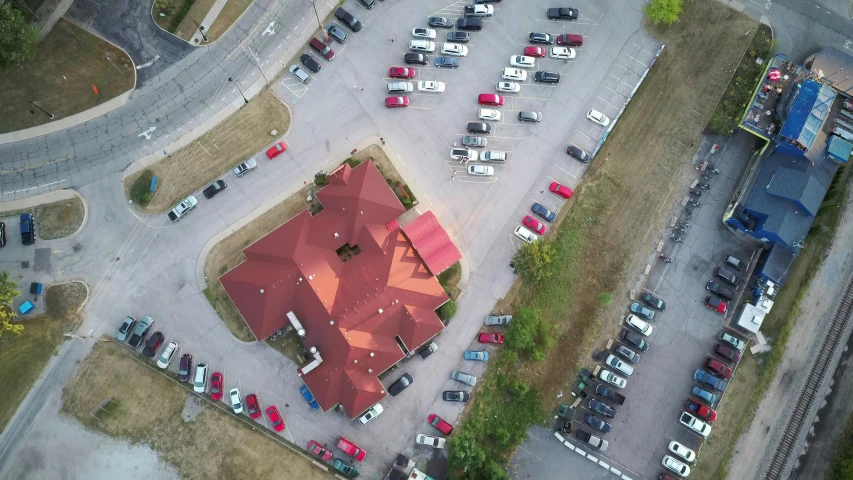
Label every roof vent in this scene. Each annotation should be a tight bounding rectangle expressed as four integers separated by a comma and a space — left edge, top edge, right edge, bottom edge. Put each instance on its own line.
370, 352, 374, 357
368, 369, 373, 373
309, 275, 314, 280
310, 346, 317, 353
360, 211, 363, 214
334, 232, 339, 238
260, 289, 264, 293
330, 320, 335, 325
354, 359, 358, 364
298, 329, 305, 337
378, 308, 384, 314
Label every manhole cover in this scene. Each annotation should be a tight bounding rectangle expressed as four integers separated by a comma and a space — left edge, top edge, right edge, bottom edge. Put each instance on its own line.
72, 244, 83, 252
21, 261, 29, 269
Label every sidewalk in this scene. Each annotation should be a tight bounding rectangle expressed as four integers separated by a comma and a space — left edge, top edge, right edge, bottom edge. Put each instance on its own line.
189, 0, 229, 45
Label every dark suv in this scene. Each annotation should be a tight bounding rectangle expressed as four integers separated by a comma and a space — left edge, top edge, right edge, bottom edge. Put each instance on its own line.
621, 329, 648, 352
528, 32, 554, 44
404, 53, 428, 65
534, 71, 560, 83
457, 18, 482, 31
706, 281, 734, 300
567, 145, 589, 163
300, 53, 321, 73
467, 122, 492, 134
714, 267, 741, 287
142, 331, 165, 358
334, 8, 362, 31
178, 354, 193, 382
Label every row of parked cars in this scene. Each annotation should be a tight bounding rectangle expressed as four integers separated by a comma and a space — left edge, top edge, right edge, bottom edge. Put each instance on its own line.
0, 213, 36, 247
703, 255, 747, 314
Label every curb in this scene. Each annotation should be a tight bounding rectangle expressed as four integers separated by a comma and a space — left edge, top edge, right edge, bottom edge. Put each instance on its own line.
0, 188, 89, 243
552, 432, 641, 480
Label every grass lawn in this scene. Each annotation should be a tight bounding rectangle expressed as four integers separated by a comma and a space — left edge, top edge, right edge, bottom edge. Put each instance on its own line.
174, 0, 218, 41
123, 88, 291, 213
205, 0, 254, 42
0, 196, 85, 240
61, 341, 331, 480
0, 19, 135, 134
452, 1, 759, 476
438, 262, 462, 300
0, 282, 87, 431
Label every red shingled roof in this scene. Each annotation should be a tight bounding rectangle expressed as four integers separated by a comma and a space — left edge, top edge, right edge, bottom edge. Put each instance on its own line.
402, 211, 462, 276
220, 161, 449, 419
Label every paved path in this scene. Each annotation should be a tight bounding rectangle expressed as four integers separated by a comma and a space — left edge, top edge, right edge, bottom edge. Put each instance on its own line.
189, 0, 231, 45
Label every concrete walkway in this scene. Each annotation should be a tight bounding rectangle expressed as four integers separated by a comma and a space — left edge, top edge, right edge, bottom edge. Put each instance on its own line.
188, 0, 230, 45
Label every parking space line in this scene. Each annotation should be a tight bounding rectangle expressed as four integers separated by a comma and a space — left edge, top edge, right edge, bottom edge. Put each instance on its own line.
625, 53, 647, 66
611, 74, 635, 87
576, 130, 592, 140
408, 106, 431, 110
599, 96, 621, 110
554, 163, 577, 178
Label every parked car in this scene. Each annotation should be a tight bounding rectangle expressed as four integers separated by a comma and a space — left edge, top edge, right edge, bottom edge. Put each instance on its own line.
193, 363, 209, 394
456, 18, 482, 31
714, 266, 741, 287
409, 39, 436, 52
588, 398, 616, 418
629, 302, 656, 321
300, 53, 321, 73
615, 344, 640, 364
533, 71, 560, 83
404, 53, 428, 65
464, 350, 489, 361
412, 27, 436, 39
718, 331, 746, 352
479, 333, 503, 344
692, 385, 717, 405
266, 405, 286, 431
442, 43, 468, 56
309, 37, 335, 60
605, 354, 634, 376
550, 46, 575, 59
625, 314, 653, 336
447, 31, 470, 42
705, 296, 727, 313
290, 63, 311, 83
509, 55, 535, 68
478, 93, 505, 106
496, 81, 521, 93
467, 165, 494, 176
662, 455, 692, 477
706, 280, 735, 300
566, 145, 589, 163
595, 384, 626, 405
336, 436, 367, 461
178, 353, 193, 382
429, 16, 452, 28
357, 0, 375, 10
715, 343, 741, 363
233, 159, 258, 177
209, 371, 223, 400
621, 329, 649, 352
519, 111, 542, 122
679, 412, 712, 437
529, 32, 554, 44
640, 292, 666, 311
514, 226, 537, 244
467, 122, 492, 134
694, 369, 728, 392
388, 373, 413, 396
434, 56, 460, 68
335, 7, 362, 31
358, 404, 384, 424
385, 96, 409, 108
300, 384, 321, 409
419, 342, 438, 359
443, 390, 471, 402
482, 151, 506, 162
556, 33, 584, 46
229, 388, 244, 414
451, 370, 477, 386
246, 394, 261, 419
463, 4, 493, 16
156, 341, 178, 368
484, 314, 512, 326
725, 255, 746, 271
127, 315, 153, 348
428, 413, 454, 434
0, 221, 5, 247
142, 331, 164, 358
523, 215, 546, 234
116, 316, 136, 342
587, 109, 610, 126
418, 81, 446, 92
706, 357, 733, 378
502, 67, 527, 81
19, 214, 35, 245
416, 434, 446, 448
388, 66, 416, 78
547, 7, 579, 20
584, 414, 611, 433
576, 429, 608, 451
598, 369, 626, 389
202, 179, 227, 199
307, 440, 333, 461
685, 397, 717, 422
387, 81, 413, 94
531, 203, 556, 222
550, 182, 573, 199
524, 46, 546, 58
332, 459, 359, 478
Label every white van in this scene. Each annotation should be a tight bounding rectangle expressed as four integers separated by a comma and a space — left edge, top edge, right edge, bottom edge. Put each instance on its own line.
514, 226, 537, 244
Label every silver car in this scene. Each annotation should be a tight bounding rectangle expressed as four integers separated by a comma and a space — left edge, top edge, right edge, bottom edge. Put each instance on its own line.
116, 316, 136, 342
451, 370, 477, 386
484, 314, 512, 326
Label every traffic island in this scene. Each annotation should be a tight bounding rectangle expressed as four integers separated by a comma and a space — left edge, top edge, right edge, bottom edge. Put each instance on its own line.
0, 191, 86, 240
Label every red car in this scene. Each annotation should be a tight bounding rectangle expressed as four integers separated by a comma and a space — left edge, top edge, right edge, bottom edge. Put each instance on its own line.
685, 398, 717, 423
266, 405, 286, 432
210, 372, 223, 401
385, 96, 409, 108
478, 93, 505, 106
524, 46, 546, 57
522, 215, 546, 234
549, 182, 573, 199
704, 296, 727, 313
428, 414, 454, 435
478, 332, 504, 344
715, 343, 741, 363
265, 141, 287, 159
246, 394, 261, 419
336, 436, 367, 461
388, 66, 416, 78
307, 440, 333, 461
706, 358, 733, 379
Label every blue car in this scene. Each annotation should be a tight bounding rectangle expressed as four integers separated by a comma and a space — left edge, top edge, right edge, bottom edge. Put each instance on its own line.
692, 386, 717, 406
531, 203, 556, 222
464, 350, 489, 361
434, 56, 459, 68
300, 384, 320, 410
694, 369, 728, 392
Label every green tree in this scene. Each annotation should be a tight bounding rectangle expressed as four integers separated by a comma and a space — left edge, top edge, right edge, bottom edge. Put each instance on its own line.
448, 431, 486, 474
505, 307, 553, 361
644, 0, 683, 26
512, 240, 555, 284
0, 4, 38, 68
0, 271, 21, 338
437, 299, 457, 320
479, 460, 510, 480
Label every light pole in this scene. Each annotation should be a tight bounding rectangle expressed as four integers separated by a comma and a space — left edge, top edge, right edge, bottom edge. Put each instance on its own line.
310, 0, 329, 42
192, 20, 209, 42
28, 101, 55, 119
228, 77, 249, 104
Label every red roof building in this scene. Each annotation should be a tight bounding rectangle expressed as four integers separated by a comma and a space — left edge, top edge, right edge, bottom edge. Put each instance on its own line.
220, 161, 451, 419
402, 211, 462, 276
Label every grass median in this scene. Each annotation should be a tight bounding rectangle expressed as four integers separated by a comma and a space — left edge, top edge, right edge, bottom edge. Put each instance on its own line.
449, 1, 759, 477
0, 282, 87, 431
0, 196, 85, 240
61, 341, 330, 480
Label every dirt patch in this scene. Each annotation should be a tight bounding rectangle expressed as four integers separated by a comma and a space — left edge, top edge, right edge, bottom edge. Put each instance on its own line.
267, 331, 310, 365
124, 88, 291, 214
203, 184, 322, 342
0, 196, 85, 240
61, 341, 331, 480
0, 282, 87, 431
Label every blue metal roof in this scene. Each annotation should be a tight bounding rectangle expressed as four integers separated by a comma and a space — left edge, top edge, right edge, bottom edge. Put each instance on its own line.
778, 80, 835, 150
827, 135, 852, 163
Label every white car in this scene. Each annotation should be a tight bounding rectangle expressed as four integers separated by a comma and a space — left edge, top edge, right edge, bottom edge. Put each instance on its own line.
662, 455, 692, 477
550, 47, 576, 59
478, 109, 501, 121
415, 434, 446, 449
587, 109, 610, 126
514, 226, 537, 244
668, 441, 696, 462
358, 404, 384, 425
605, 354, 633, 376
156, 341, 178, 369
679, 412, 712, 438
625, 314, 653, 336
481, 151, 506, 162
509, 55, 535, 68
409, 40, 436, 52
496, 81, 520, 93
502, 67, 528, 81
417, 81, 446, 93
467, 165, 494, 176
229, 388, 243, 414
450, 148, 478, 161
233, 159, 258, 177
192, 363, 208, 393
387, 81, 414, 93
412, 28, 436, 39
466, 4, 493, 16
441, 43, 468, 56
598, 369, 627, 389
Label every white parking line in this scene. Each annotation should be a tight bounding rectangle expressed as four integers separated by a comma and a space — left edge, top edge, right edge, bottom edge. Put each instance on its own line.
599, 97, 621, 109
554, 163, 577, 178
408, 106, 431, 110
576, 130, 592, 140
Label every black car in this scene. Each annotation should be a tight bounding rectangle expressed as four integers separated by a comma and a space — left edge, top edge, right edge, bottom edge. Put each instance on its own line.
142, 331, 165, 358
588, 398, 616, 418
178, 353, 193, 382
475, 0, 501, 3
615, 344, 640, 364
467, 122, 492, 134
434, 56, 459, 68
518, 111, 542, 122
405, 53, 428, 65
534, 71, 560, 83
456, 18, 482, 31
446, 31, 470, 42
326, 24, 347, 43
419, 341, 438, 359
388, 373, 413, 396
357, 0, 375, 9
706, 281, 734, 301
202, 179, 227, 199
300, 53, 321, 73
0, 221, 6, 247
429, 16, 452, 28
714, 267, 741, 287
531, 202, 556, 222
529, 32, 554, 44
725, 255, 746, 271
334, 8, 362, 32
547, 7, 578, 20
566, 145, 589, 163
584, 414, 611, 433
640, 292, 666, 311
443, 390, 471, 402
621, 329, 649, 352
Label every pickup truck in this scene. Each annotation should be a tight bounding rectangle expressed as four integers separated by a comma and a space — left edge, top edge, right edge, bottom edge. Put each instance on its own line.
20, 214, 35, 245
547, 7, 578, 20
167, 196, 198, 222
694, 369, 728, 392
594, 384, 626, 405
576, 429, 609, 451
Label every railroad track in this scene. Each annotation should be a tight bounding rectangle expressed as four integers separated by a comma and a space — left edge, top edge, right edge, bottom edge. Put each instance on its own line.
764, 275, 853, 479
